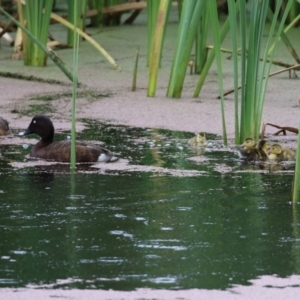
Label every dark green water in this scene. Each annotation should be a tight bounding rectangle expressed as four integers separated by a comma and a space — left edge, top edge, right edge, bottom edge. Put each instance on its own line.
0, 122, 299, 290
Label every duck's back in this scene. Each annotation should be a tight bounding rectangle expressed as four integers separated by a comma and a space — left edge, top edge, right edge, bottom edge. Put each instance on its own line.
30, 140, 113, 162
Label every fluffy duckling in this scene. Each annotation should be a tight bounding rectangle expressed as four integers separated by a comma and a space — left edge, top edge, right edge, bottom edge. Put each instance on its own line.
188, 132, 207, 147
257, 140, 270, 159
0, 117, 10, 136
268, 143, 295, 161
239, 138, 269, 161
238, 137, 256, 158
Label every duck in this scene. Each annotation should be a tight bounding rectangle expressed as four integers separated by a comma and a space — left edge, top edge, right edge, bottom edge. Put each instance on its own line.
0, 117, 10, 136
188, 132, 208, 147
19, 115, 116, 163
268, 143, 295, 161
239, 138, 269, 161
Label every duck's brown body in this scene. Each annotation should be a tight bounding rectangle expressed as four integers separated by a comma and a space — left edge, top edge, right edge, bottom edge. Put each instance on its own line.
31, 140, 114, 162
20, 115, 115, 163
0, 117, 10, 136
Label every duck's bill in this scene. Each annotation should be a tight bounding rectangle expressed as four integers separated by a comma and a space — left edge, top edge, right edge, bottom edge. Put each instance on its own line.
18, 128, 32, 136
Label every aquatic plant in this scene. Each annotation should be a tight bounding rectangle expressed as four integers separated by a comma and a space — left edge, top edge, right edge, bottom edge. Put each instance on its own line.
147, 0, 172, 97
225, 0, 294, 143
16, 0, 53, 66
70, 1, 80, 169
67, 0, 87, 46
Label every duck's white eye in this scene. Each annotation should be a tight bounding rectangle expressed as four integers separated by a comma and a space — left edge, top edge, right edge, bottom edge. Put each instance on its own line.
33, 120, 36, 124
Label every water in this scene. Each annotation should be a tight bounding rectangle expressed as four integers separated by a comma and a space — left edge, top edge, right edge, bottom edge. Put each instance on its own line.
0, 122, 299, 291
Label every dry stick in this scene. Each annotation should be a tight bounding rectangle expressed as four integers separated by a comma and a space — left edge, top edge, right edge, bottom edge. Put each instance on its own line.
51, 12, 120, 70
261, 122, 298, 138
220, 63, 300, 98
0, 14, 17, 39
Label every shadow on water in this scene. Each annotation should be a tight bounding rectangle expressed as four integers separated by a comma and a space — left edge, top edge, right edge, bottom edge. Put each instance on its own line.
0, 121, 300, 291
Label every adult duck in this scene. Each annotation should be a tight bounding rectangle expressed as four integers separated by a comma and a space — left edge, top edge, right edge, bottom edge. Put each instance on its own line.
19, 115, 116, 163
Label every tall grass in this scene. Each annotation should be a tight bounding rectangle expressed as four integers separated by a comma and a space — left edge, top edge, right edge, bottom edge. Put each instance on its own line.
17, 0, 53, 66
207, 0, 227, 145
194, 1, 209, 74
67, 0, 87, 46
293, 119, 300, 202
147, 0, 172, 97
70, 0, 80, 169
0, 7, 76, 83
167, 0, 205, 98
225, 0, 294, 143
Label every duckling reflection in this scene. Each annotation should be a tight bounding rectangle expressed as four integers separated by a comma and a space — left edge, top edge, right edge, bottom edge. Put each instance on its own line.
188, 132, 208, 147
268, 143, 295, 161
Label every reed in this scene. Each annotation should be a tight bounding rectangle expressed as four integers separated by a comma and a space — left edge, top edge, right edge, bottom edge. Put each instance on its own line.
70, 0, 80, 169
67, 0, 87, 46
293, 119, 300, 202
17, 0, 53, 66
207, 0, 227, 145
167, 0, 205, 98
147, 0, 160, 67
132, 47, 139, 92
0, 7, 76, 83
194, 1, 209, 74
147, 0, 172, 97
225, 0, 293, 142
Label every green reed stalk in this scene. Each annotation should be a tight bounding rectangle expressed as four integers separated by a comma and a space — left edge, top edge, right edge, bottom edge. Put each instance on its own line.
293, 119, 300, 202
193, 1, 240, 97
0, 7, 77, 83
167, 0, 205, 98
225, 0, 293, 143
132, 47, 139, 92
255, 0, 294, 138
195, 1, 208, 74
147, 0, 160, 66
227, 0, 239, 143
207, 0, 227, 145
20, 0, 53, 66
267, 8, 300, 64
89, 0, 104, 27
67, 0, 87, 46
70, 0, 80, 169
147, 0, 172, 97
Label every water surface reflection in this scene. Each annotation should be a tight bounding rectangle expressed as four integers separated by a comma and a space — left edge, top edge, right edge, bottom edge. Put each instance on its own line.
0, 123, 299, 291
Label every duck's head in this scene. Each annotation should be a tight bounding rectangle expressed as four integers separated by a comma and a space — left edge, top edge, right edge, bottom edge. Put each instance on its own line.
196, 132, 206, 143
240, 137, 256, 149
269, 143, 282, 155
19, 115, 54, 142
258, 140, 270, 152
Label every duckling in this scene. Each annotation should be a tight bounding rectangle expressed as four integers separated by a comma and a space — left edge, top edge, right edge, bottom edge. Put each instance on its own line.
238, 137, 257, 159
239, 138, 269, 161
268, 143, 295, 161
257, 139, 270, 159
188, 132, 207, 147
0, 117, 10, 136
